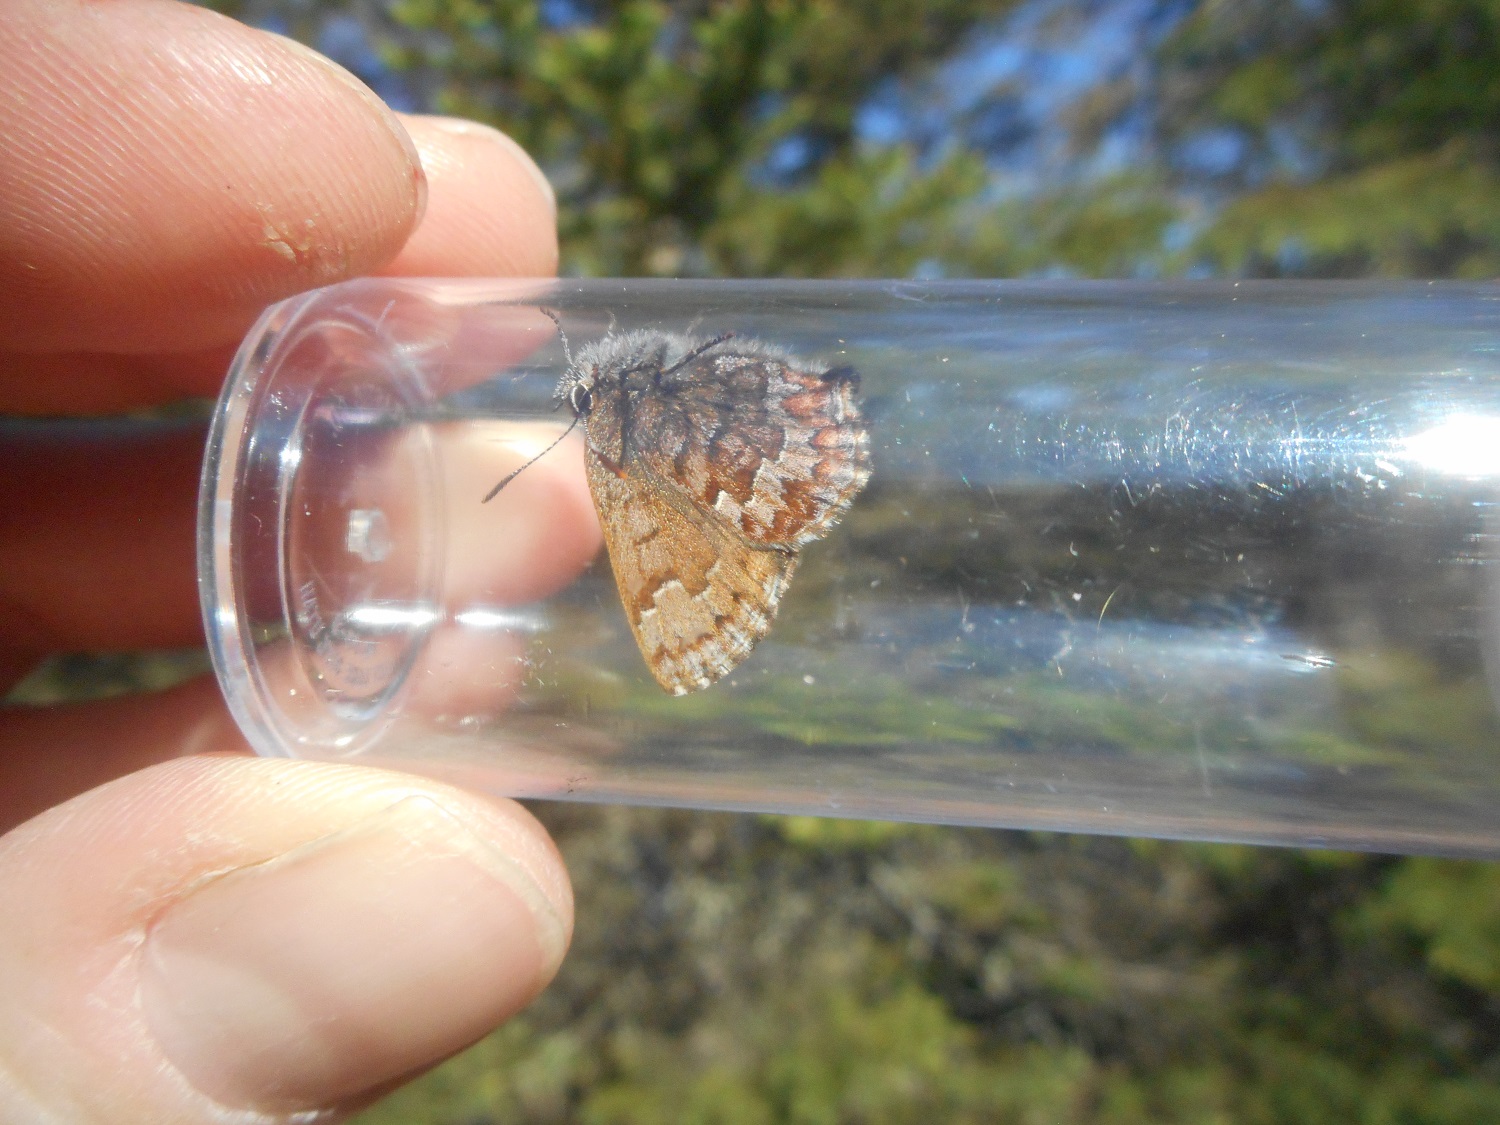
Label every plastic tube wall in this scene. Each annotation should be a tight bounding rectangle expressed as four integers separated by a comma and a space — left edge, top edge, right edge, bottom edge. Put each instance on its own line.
200, 278, 1500, 856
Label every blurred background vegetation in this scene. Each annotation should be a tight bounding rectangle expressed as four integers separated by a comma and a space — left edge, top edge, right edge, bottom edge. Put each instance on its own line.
16, 0, 1500, 1119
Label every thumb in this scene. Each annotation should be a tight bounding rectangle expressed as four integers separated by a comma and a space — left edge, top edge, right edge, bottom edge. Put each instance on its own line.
0, 756, 571, 1122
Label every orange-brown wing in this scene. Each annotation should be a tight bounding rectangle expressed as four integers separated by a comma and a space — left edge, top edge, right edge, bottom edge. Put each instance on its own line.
630, 348, 871, 549
586, 447, 796, 695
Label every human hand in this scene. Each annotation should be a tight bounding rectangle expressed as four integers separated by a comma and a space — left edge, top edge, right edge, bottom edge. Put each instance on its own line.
0, 1, 591, 1119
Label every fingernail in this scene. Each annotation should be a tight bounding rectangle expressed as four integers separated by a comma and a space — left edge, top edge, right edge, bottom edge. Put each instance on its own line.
140, 797, 567, 1113
427, 116, 556, 219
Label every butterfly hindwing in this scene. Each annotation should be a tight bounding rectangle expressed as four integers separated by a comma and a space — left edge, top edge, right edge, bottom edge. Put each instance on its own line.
585, 446, 797, 695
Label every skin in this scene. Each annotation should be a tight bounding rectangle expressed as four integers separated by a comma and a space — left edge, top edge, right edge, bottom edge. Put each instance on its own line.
0, 2, 595, 1120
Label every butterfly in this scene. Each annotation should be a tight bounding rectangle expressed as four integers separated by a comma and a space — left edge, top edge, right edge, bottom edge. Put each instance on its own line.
489, 320, 871, 694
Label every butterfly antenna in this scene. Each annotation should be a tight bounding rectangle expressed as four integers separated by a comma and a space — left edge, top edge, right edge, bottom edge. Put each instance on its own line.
662, 332, 736, 378
537, 310, 578, 414
539, 306, 574, 367
482, 413, 581, 503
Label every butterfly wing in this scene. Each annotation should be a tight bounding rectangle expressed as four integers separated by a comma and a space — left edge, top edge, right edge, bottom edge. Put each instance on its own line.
586, 446, 798, 695
630, 343, 872, 550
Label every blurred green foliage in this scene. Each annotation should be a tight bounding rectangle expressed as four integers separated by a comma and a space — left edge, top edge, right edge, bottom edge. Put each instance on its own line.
212, 0, 1500, 280
7, 648, 211, 705
362, 0, 1500, 280
380, 0, 1014, 276
358, 810, 1500, 1124
1158, 0, 1500, 276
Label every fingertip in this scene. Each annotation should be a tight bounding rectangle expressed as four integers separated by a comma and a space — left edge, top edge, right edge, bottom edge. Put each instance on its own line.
0, 0, 427, 354
139, 788, 568, 1110
447, 426, 603, 604
386, 115, 559, 278
0, 756, 571, 1119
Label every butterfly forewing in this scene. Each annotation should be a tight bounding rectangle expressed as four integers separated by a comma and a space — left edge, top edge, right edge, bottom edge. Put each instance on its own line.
631, 345, 871, 549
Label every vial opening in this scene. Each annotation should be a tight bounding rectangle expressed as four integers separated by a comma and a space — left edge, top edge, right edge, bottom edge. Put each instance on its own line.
202, 290, 446, 756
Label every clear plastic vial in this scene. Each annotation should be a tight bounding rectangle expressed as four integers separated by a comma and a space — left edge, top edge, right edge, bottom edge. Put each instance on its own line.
200, 278, 1500, 856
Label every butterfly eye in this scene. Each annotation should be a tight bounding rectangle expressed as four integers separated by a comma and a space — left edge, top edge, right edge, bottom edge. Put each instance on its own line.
569, 384, 593, 416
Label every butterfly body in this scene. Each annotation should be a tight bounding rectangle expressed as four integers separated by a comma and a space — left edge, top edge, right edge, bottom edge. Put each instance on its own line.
558, 329, 871, 695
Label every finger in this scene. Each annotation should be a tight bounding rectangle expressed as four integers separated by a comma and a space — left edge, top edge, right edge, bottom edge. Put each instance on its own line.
385, 115, 558, 278
0, 345, 237, 416
0, 421, 204, 689
446, 426, 600, 607
401, 424, 602, 720
0, 677, 240, 835
0, 416, 599, 665
0, 755, 571, 1121
0, 121, 562, 416
0, 0, 425, 358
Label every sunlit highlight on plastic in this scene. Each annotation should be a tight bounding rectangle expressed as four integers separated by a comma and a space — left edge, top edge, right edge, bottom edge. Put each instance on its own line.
1402, 415, 1500, 478
455, 607, 546, 631
344, 604, 441, 630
